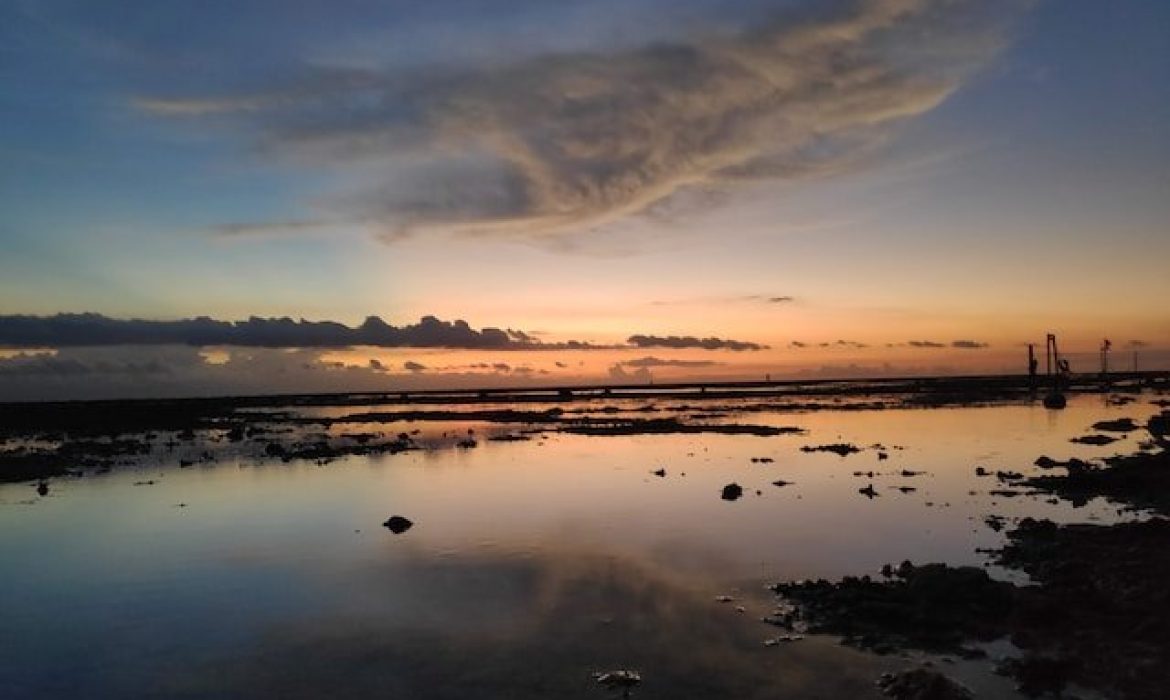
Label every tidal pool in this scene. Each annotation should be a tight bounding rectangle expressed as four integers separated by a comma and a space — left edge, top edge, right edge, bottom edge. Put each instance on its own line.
0, 393, 1159, 698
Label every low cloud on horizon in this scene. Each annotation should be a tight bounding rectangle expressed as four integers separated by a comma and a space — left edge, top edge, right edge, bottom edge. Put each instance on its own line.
0, 346, 561, 402
627, 334, 768, 352
620, 356, 722, 368
907, 339, 990, 349
0, 313, 768, 353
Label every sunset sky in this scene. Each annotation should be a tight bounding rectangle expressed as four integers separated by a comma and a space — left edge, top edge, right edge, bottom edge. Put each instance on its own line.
1, 0, 1167, 399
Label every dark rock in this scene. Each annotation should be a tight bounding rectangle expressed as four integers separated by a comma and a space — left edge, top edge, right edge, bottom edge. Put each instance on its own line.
721, 483, 743, 501
1070, 434, 1117, 446
487, 434, 531, 442
382, 515, 413, 534
1148, 411, 1169, 445
994, 656, 1072, 697
593, 669, 641, 694
651, 468, 666, 477
775, 562, 1014, 654
785, 517, 1170, 699
1033, 456, 1091, 473
1091, 418, 1138, 433
876, 668, 973, 700
763, 634, 804, 645
1025, 448, 1170, 512
801, 443, 861, 456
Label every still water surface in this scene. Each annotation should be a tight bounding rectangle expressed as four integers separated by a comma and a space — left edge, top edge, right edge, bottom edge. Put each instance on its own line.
0, 395, 1157, 698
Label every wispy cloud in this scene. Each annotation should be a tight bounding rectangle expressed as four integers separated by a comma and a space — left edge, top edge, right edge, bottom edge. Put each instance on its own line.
651, 294, 796, 306
907, 339, 989, 349
138, 0, 1029, 244
208, 220, 343, 238
951, 339, 989, 349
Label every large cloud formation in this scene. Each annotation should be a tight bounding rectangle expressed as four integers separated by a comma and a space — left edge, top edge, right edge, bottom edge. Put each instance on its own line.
0, 313, 769, 352
137, 0, 1029, 242
0, 313, 593, 350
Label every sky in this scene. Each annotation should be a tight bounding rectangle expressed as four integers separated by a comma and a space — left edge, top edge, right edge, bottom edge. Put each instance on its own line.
1, 0, 1168, 399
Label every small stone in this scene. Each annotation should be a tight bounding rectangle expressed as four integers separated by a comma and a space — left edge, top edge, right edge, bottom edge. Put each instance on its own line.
383, 515, 414, 534
593, 669, 641, 691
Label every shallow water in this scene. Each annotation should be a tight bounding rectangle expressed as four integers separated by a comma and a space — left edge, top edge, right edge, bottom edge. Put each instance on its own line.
0, 393, 1160, 698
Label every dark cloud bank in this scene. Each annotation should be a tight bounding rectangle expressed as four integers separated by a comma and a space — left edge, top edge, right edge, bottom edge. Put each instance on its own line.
0, 313, 767, 352
0, 313, 578, 350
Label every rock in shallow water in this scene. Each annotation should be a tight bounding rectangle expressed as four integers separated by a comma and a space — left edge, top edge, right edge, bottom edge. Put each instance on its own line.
593, 669, 641, 693
1091, 417, 1138, 433
382, 515, 413, 534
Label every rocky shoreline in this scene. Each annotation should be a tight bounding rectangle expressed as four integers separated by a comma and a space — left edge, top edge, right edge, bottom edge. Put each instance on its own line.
773, 408, 1170, 699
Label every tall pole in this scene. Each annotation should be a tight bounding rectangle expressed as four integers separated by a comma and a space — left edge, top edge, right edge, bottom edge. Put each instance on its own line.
1046, 334, 1054, 377
1028, 344, 1037, 389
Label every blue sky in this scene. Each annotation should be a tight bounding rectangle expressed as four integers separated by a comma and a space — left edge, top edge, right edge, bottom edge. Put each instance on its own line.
1, 0, 1167, 397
